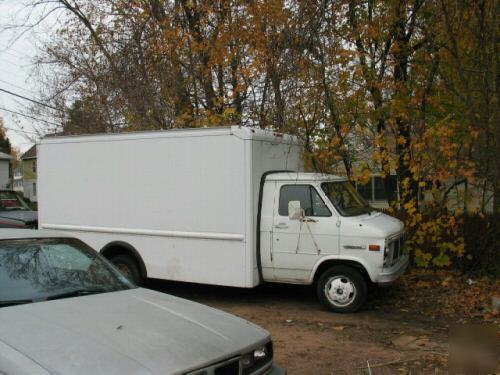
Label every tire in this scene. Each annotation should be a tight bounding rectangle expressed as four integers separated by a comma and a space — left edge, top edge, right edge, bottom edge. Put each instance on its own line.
109, 254, 142, 285
317, 265, 367, 313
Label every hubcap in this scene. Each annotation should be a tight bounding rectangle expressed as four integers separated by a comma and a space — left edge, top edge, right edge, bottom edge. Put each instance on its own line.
325, 276, 357, 307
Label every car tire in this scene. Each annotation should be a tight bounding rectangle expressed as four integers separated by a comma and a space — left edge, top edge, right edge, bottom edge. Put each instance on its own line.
109, 254, 142, 285
317, 265, 367, 313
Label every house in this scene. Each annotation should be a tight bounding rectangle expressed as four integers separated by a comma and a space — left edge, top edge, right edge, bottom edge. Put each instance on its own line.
354, 174, 399, 210
12, 167, 23, 194
353, 171, 494, 213
21, 145, 37, 202
332, 156, 493, 212
0, 151, 12, 189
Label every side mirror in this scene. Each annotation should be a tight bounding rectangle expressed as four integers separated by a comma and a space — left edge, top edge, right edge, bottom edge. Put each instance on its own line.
288, 201, 304, 220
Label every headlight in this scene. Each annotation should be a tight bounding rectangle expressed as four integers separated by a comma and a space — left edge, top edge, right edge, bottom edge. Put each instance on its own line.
242, 342, 273, 373
253, 347, 268, 360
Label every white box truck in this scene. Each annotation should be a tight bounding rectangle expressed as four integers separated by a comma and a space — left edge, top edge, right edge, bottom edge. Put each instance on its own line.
38, 126, 409, 312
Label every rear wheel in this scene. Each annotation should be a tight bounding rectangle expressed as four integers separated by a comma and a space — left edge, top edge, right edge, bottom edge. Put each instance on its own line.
109, 254, 142, 285
317, 265, 367, 313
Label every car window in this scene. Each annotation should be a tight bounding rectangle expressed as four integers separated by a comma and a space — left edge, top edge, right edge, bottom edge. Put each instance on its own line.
322, 181, 372, 216
278, 185, 331, 217
0, 238, 133, 305
42, 244, 93, 271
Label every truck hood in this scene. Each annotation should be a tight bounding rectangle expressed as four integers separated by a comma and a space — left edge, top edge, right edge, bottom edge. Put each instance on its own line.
0, 288, 269, 374
357, 211, 404, 238
0, 210, 38, 224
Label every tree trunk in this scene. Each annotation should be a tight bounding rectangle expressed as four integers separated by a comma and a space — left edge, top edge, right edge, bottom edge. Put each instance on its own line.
393, 2, 419, 208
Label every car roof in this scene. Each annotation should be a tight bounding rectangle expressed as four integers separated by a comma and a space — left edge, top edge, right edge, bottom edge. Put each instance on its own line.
0, 229, 72, 240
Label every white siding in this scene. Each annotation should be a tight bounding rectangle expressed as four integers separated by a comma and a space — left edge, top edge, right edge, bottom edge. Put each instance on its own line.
0, 160, 10, 189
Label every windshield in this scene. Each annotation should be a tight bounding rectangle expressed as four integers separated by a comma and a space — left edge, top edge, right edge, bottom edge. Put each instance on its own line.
0, 238, 134, 306
321, 181, 373, 217
0, 191, 30, 211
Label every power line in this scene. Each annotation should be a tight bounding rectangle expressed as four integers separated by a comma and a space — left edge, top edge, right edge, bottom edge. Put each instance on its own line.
0, 78, 34, 95
0, 57, 22, 67
0, 105, 61, 128
0, 48, 30, 61
0, 43, 33, 60
0, 79, 58, 120
0, 119, 41, 135
0, 87, 60, 111
2, 125, 40, 136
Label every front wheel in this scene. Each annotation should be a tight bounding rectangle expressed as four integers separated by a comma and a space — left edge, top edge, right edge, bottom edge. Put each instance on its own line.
109, 254, 142, 285
317, 266, 367, 313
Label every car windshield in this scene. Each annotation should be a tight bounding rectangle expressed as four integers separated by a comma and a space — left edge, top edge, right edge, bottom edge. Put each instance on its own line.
321, 181, 373, 217
0, 238, 134, 307
0, 191, 30, 211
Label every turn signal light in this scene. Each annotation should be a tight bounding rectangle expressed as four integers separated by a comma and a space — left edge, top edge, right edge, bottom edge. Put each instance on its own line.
369, 245, 381, 251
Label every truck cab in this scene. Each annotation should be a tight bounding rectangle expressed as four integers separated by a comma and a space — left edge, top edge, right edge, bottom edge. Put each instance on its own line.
260, 172, 409, 313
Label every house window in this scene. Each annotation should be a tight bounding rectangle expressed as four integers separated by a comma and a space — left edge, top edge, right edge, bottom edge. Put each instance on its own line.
356, 181, 372, 201
32, 161, 36, 173
33, 182, 37, 197
356, 176, 398, 202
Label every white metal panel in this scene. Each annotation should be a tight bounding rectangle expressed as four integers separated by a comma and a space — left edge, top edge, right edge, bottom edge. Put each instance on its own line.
39, 131, 249, 287
63, 230, 248, 286
270, 181, 340, 283
250, 139, 303, 282
39, 127, 304, 288
39, 134, 245, 234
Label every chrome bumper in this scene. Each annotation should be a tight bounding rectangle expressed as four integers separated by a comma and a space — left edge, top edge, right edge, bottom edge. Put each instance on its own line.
377, 254, 409, 285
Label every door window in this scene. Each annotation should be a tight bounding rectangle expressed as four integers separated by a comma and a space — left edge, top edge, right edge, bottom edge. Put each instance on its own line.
278, 185, 331, 217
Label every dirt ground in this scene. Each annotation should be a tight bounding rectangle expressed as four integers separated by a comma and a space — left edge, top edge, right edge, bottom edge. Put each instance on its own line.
146, 276, 458, 374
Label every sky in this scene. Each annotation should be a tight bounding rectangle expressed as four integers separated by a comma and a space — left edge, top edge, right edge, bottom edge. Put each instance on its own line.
0, 0, 59, 153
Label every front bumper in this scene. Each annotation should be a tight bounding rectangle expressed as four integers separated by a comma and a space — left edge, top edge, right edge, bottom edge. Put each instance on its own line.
377, 254, 409, 286
266, 364, 286, 375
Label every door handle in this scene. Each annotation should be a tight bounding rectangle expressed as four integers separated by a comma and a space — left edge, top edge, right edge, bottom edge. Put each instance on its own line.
301, 217, 317, 223
275, 223, 288, 229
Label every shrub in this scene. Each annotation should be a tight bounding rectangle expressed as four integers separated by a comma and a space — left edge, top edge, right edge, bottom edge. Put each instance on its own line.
387, 208, 499, 277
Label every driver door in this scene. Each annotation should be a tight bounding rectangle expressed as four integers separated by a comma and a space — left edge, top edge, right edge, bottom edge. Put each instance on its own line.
271, 183, 340, 282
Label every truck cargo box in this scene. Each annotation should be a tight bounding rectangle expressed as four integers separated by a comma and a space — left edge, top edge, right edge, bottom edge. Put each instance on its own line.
39, 126, 303, 287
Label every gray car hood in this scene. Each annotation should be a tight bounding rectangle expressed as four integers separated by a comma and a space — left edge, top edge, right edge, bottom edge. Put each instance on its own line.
0, 288, 269, 374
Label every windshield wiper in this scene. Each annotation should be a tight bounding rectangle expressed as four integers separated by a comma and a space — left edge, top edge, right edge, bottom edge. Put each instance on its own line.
0, 299, 33, 307
45, 287, 110, 301
1, 288, 113, 306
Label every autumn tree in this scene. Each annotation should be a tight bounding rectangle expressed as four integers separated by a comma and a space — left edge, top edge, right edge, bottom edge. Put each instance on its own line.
436, 0, 499, 213
14, 0, 497, 269
0, 117, 12, 154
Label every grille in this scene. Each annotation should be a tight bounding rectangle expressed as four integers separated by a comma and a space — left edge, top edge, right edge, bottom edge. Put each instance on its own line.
214, 360, 240, 375
390, 235, 405, 264
393, 238, 401, 260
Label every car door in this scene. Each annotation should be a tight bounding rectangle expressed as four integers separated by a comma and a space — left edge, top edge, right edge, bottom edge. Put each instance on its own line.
271, 183, 340, 282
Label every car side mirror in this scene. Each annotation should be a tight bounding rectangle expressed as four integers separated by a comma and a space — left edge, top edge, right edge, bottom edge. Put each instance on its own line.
288, 201, 304, 220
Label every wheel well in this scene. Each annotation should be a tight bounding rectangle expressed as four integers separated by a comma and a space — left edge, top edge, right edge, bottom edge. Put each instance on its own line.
313, 260, 371, 284
100, 241, 147, 279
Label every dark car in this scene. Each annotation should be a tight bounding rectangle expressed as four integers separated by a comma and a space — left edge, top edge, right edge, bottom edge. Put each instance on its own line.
0, 190, 38, 228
